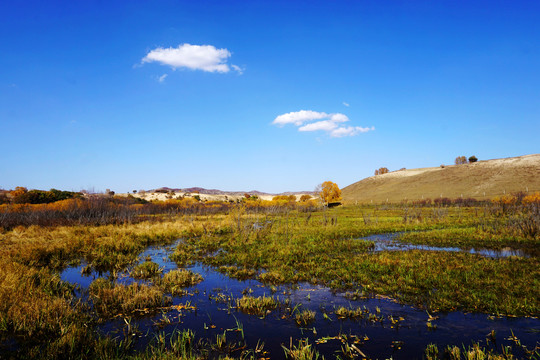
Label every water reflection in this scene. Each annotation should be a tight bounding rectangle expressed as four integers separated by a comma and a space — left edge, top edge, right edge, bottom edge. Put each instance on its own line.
363, 233, 529, 258
59, 240, 539, 359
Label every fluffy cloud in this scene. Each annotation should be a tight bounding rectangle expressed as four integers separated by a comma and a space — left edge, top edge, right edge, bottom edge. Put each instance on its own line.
273, 110, 373, 138
272, 110, 329, 126
142, 44, 241, 73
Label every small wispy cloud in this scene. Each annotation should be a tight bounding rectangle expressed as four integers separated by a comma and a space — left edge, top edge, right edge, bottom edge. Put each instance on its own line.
142, 43, 242, 74
272, 110, 374, 138
158, 74, 168, 83
342, 102, 350, 107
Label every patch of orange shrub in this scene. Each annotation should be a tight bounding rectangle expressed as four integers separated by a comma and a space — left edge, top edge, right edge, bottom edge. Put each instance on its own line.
522, 192, 540, 205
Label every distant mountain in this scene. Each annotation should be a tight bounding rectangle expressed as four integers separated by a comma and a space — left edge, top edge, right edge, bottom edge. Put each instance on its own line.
342, 154, 540, 204
151, 187, 316, 196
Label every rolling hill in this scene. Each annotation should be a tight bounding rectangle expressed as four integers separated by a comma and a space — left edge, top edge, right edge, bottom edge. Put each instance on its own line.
342, 154, 540, 204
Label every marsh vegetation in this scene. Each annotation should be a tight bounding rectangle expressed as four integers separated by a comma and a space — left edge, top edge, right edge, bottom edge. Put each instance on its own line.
0, 194, 538, 359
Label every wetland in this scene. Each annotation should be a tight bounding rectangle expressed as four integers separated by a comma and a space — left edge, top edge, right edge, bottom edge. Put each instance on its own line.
0, 198, 539, 359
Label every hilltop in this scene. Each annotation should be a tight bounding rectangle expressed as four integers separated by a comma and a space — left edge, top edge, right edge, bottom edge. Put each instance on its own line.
342, 154, 540, 204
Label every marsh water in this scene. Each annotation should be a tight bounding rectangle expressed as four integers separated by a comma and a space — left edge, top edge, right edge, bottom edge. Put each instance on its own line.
365, 233, 530, 258
60, 237, 539, 359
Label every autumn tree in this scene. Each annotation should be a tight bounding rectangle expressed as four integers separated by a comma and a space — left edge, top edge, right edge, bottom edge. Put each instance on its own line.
455, 156, 467, 165
317, 181, 341, 204
374, 167, 389, 176
299, 194, 312, 202
468, 155, 478, 163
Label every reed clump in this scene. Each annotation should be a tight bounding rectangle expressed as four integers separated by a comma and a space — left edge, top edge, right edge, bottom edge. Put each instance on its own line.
89, 279, 172, 317
282, 338, 322, 360
159, 269, 203, 295
295, 309, 316, 325
131, 261, 162, 279
235, 295, 280, 316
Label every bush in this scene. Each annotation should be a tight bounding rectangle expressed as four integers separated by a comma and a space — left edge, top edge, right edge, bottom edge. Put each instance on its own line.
468, 155, 478, 163
12, 189, 81, 204
272, 195, 296, 202
374, 167, 389, 175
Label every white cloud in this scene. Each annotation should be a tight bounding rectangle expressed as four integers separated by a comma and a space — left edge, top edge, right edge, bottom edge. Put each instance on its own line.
273, 110, 374, 138
299, 120, 338, 132
142, 43, 240, 73
330, 113, 349, 123
158, 74, 168, 83
342, 102, 350, 107
330, 126, 374, 138
231, 64, 244, 74
272, 110, 329, 126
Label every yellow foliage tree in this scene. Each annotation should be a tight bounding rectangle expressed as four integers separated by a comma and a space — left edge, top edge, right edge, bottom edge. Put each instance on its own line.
374, 167, 389, 176
318, 181, 341, 204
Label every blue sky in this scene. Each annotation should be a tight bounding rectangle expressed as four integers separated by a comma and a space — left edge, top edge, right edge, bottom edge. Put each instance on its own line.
1, 1, 539, 193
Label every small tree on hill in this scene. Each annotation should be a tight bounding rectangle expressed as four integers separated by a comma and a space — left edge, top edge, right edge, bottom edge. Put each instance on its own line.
455, 156, 467, 165
374, 167, 389, 175
468, 155, 478, 163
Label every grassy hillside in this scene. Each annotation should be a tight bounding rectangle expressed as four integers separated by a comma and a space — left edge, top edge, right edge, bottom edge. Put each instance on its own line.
342, 154, 540, 204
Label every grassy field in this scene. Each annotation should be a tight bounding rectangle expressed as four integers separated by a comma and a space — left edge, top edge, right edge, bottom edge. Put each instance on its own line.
0, 197, 538, 359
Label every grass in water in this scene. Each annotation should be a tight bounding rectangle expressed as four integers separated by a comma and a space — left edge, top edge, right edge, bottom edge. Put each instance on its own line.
131, 261, 162, 279
89, 278, 172, 317
235, 295, 280, 317
159, 269, 203, 296
295, 309, 316, 326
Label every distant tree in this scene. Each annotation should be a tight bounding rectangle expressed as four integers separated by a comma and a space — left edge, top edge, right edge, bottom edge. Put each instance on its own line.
0, 191, 9, 204
374, 167, 389, 176
468, 155, 478, 163
10, 188, 80, 204
299, 194, 312, 202
10, 187, 29, 204
318, 181, 342, 204
455, 156, 467, 165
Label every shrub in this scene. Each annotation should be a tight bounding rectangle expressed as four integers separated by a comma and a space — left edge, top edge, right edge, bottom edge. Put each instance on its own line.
468, 155, 478, 163
523, 192, 540, 205
374, 167, 389, 175
272, 195, 296, 202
